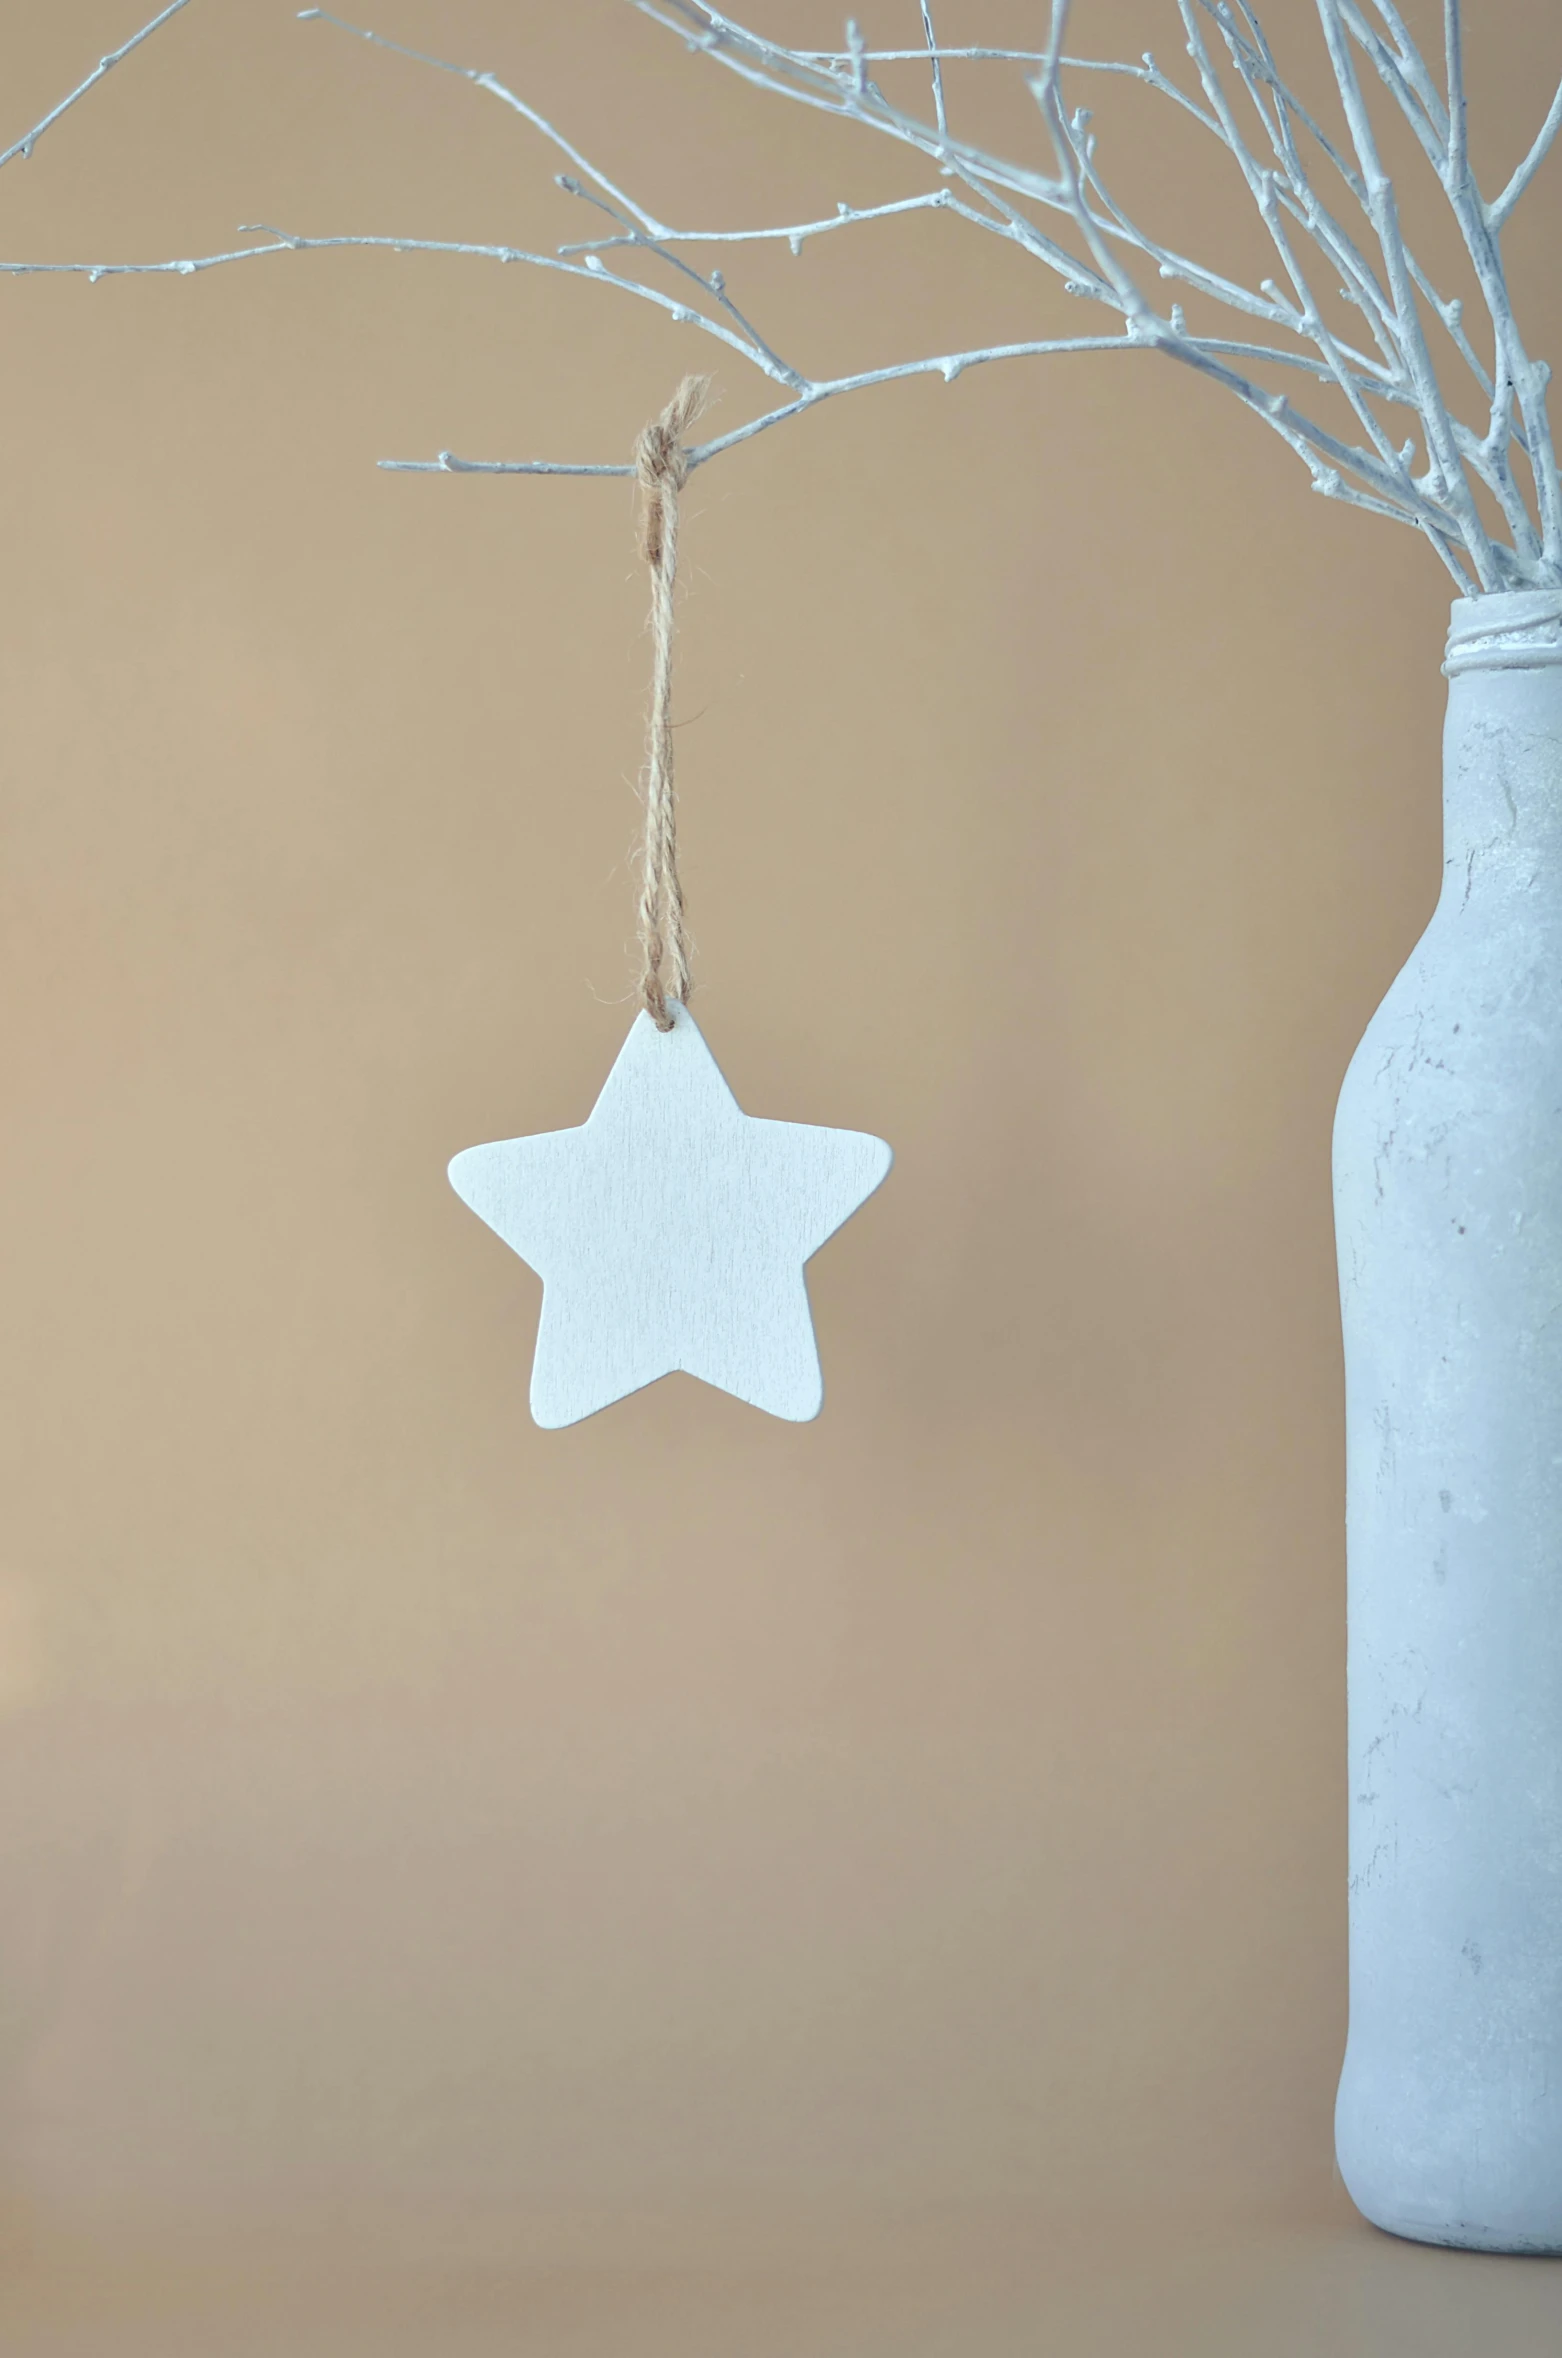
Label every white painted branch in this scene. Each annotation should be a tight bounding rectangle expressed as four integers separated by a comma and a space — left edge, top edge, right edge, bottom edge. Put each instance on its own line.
355, 7, 1463, 559
313, 0, 1301, 354
801, 48, 1051, 65
648, 0, 1413, 387
444, 0, 1549, 578
1438, 154, 1562, 573
375, 328, 1473, 587
1490, 76, 1562, 233
296, 9, 668, 237
1338, 3, 1446, 171
18, 0, 1545, 590
349, 0, 1558, 580
0, 237, 288, 280
1443, 0, 1467, 195
379, 335, 1157, 474
558, 189, 961, 255
1031, 3, 1150, 328
1224, 0, 1524, 570
1144, 0, 1508, 493
919, 2, 947, 141
551, 181, 805, 381
1364, 0, 1560, 571
1360, 0, 1451, 140
660, 0, 1368, 414
797, 44, 1224, 136
0, 220, 799, 381
381, 329, 1442, 482
0, 0, 193, 175
1205, 5, 1363, 203
1204, 2, 1408, 376
1178, 3, 1434, 544
1314, 0, 1500, 585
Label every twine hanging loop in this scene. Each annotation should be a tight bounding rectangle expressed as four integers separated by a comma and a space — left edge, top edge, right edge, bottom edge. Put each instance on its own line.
634, 374, 709, 1030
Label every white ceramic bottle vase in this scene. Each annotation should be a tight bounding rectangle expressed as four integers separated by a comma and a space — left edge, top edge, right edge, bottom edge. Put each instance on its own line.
1334, 588, 1562, 2251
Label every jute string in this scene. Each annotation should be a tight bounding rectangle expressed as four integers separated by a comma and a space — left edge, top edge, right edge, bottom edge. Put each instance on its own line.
634, 374, 709, 1030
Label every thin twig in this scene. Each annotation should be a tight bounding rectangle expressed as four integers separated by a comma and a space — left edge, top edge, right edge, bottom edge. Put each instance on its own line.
0, 0, 194, 175
378, 336, 1163, 472
919, 2, 947, 140
1490, 75, 1562, 232
0, 222, 799, 380
297, 8, 666, 235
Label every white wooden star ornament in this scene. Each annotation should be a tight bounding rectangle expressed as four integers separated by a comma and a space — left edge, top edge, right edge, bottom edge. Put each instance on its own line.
448, 1003, 892, 1427
449, 375, 892, 1425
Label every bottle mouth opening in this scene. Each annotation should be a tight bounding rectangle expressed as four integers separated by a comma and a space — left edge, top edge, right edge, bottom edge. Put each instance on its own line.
1445, 590, 1562, 676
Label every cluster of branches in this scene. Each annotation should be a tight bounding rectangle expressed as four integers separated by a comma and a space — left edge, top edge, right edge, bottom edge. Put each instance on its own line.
7, 1, 1562, 593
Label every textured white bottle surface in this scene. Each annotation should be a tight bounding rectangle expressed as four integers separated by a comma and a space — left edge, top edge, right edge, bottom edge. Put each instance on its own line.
1334, 592, 1562, 2252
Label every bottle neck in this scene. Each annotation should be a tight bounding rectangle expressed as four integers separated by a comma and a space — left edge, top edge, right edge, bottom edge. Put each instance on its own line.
1444, 589, 1562, 680
1442, 595, 1562, 888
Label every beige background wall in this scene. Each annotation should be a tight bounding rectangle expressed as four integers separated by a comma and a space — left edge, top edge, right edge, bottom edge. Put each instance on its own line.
0, 0, 1558, 2325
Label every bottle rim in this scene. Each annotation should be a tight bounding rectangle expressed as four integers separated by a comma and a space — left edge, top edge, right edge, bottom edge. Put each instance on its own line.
1445, 589, 1562, 676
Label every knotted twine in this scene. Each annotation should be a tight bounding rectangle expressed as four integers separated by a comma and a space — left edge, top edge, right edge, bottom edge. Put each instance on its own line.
634, 374, 709, 1030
